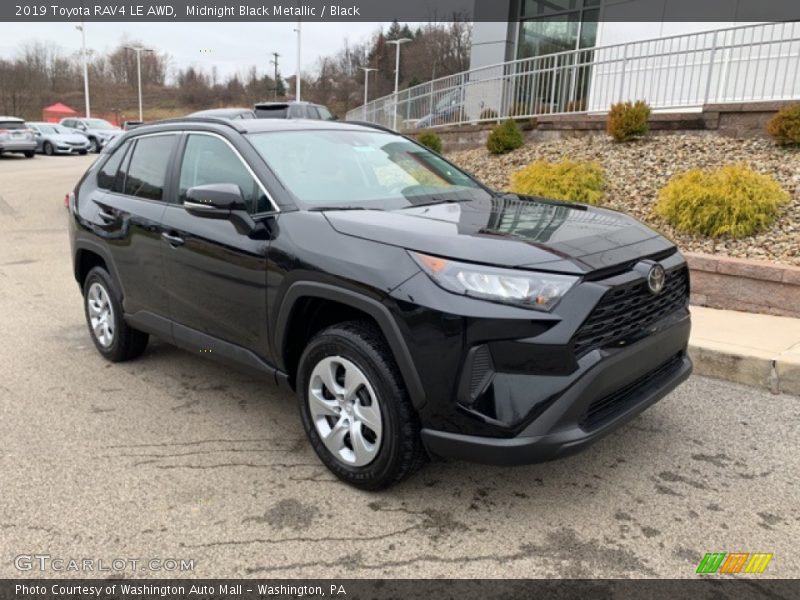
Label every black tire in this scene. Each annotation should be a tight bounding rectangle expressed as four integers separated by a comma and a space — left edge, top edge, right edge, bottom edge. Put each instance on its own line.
23, 150, 34, 158
43, 142, 54, 156
78, 150, 88, 155
82, 266, 149, 362
297, 321, 426, 490
88, 138, 99, 153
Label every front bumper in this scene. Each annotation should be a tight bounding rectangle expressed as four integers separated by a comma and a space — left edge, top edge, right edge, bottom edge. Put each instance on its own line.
421, 314, 691, 465
55, 144, 89, 154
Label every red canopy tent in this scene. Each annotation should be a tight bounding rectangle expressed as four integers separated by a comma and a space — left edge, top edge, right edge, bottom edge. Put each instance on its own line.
42, 102, 78, 123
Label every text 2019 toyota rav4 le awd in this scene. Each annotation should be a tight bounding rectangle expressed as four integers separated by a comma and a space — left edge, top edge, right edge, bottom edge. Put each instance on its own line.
68, 118, 692, 489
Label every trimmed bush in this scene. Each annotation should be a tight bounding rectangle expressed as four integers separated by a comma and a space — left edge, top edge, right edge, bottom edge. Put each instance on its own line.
486, 119, 523, 155
656, 164, 789, 238
607, 100, 651, 142
416, 131, 443, 154
479, 108, 498, 120
510, 160, 605, 205
767, 103, 800, 145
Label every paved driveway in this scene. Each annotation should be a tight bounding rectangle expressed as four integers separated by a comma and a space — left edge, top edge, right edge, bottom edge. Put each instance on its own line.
0, 154, 798, 578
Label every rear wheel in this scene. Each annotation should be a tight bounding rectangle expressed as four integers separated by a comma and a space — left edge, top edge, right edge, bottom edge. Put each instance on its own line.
297, 321, 426, 490
82, 266, 149, 362
23, 151, 34, 158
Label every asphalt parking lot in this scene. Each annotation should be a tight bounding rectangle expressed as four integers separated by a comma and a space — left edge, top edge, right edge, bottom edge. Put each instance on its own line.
1, 153, 799, 579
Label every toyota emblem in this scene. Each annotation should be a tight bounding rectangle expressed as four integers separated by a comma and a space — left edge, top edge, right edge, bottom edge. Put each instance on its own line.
647, 264, 666, 294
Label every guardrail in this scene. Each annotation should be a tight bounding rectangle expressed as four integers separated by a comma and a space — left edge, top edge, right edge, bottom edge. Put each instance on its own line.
346, 21, 800, 131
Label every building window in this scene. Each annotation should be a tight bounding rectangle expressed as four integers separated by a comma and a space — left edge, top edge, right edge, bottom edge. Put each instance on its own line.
517, 0, 600, 59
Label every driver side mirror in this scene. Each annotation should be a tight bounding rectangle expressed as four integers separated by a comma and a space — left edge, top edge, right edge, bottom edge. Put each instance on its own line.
77, 124, 87, 131
184, 183, 256, 236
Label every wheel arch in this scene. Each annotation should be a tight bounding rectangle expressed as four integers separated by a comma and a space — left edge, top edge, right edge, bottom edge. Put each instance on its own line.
274, 282, 426, 409
73, 241, 124, 297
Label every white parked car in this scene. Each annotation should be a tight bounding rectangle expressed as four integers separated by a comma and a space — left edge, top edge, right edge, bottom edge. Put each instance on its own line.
0, 117, 36, 158
59, 117, 122, 153
27, 122, 90, 155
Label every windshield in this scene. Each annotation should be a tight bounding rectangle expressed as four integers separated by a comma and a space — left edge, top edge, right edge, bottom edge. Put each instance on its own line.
36, 125, 59, 134
85, 119, 115, 130
247, 129, 489, 209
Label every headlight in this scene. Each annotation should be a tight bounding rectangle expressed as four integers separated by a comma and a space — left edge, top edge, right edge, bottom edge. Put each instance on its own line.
410, 251, 578, 311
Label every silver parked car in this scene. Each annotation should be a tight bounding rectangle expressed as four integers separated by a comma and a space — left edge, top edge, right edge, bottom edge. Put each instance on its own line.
27, 122, 90, 155
0, 117, 36, 158
59, 117, 122, 153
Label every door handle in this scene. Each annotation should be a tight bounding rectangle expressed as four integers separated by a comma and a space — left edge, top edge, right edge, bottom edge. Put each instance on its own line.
161, 232, 185, 247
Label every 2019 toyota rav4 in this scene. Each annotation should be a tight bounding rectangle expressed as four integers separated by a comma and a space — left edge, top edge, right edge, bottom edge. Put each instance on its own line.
67, 117, 691, 489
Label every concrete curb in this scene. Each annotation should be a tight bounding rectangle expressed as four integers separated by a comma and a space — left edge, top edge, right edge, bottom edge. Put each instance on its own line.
688, 306, 800, 396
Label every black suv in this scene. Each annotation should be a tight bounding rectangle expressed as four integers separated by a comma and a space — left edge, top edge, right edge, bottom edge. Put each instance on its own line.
68, 118, 691, 489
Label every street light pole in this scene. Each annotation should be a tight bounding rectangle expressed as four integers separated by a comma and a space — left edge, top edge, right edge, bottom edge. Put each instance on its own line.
270, 52, 281, 100
387, 38, 411, 130
124, 46, 154, 122
76, 22, 90, 117
295, 21, 301, 100
360, 67, 377, 107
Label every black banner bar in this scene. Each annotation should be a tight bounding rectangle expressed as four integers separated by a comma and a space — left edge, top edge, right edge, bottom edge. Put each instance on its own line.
2, 579, 799, 600
3, 0, 800, 22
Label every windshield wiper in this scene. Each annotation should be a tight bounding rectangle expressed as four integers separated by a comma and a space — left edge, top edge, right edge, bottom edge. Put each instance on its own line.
308, 206, 378, 212
403, 198, 467, 208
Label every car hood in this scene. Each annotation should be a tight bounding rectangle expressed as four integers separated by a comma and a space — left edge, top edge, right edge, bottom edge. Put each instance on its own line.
49, 133, 88, 143
323, 195, 675, 275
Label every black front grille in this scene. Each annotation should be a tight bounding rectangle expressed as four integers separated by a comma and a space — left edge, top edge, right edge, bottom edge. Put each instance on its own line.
581, 353, 684, 429
573, 266, 689, 358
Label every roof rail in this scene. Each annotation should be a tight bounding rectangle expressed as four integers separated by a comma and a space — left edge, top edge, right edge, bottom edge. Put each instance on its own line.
143, 115, 247, 132
345, 120, 398, 134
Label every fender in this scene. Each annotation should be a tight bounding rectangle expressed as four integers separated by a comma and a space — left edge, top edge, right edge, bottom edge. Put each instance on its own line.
274, 281, 427, 409
72, 238, 126, 298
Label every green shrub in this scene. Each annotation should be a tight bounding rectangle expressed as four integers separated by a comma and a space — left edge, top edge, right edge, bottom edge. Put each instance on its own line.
479, 108, 498, 120
767, 103, 800, 145
486, 119, 523, 155
416, 131, 443, 153
510, 160, 605, 205
607, 100, 651, 142
656, 164, 789, 238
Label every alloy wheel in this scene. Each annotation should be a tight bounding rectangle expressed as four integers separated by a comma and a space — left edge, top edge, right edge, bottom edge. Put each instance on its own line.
308, 356, 383, 467
86, 282, 115, 348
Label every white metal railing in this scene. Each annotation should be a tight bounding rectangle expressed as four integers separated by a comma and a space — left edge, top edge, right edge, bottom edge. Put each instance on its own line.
346, 21, 800, 131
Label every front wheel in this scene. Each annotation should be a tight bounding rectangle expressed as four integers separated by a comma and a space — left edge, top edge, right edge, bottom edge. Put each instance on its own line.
82, 266, 149, 362
88, 138, 99, 153
297, 321, 426, 490
43, 142, 54, 156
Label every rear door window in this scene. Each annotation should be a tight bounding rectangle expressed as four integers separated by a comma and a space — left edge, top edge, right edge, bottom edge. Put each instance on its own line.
122, 135, 177, 201
316, 106, 334, 121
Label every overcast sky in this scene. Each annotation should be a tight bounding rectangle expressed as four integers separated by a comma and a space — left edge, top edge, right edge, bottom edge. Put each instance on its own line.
0, 22, 390, 80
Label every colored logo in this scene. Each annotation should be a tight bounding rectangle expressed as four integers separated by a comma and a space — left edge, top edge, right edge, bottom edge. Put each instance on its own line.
696, 552, 773, 574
